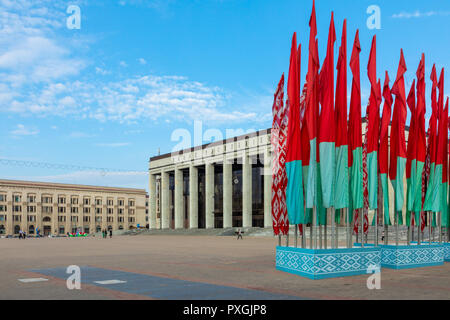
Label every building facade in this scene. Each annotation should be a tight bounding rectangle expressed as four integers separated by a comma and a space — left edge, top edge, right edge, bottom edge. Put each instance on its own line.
148, 129, 272, 230
148, 125, 409, 230
0, 179, 147, 236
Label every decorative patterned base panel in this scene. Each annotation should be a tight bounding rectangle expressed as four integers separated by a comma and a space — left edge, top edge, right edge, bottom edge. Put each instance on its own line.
275, 246, 381, 280
444, 243, 450, 262
380, 244, 444, 269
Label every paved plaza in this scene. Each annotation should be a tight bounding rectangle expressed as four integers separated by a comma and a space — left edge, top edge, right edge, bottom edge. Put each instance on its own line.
1, 234, 450, 300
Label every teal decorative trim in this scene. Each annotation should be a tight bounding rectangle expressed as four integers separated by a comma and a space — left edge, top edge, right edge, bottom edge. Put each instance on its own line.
380, 244, 444, 269
444, 243, 450, 262
275, 246, 381, 280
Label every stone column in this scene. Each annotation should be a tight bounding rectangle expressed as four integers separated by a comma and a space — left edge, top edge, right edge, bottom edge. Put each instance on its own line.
174, 168, 184, 229
242, 152, 252, 228
263, 148, 272, 228
161, 171, 170, 229
189, 166, 198, 229
223, 157, 233, 228
205, 163, 215, 229
149, 173, 157, 229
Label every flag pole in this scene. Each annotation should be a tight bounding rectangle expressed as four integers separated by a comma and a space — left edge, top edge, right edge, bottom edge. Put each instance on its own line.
429, 212, 432, 244
332, 207, 337, 248
294, 225, 298, 248
395, 209, 399, 247
278, 234, 281, 246
310, 218, 313, 249
324, 210, 328, 249
286, 229, 289, 247
346, 208, 350, 248
312, 206, 317, 249
374, 209, 378, 246
418, 213, 421, 245
439, 212, 442, 244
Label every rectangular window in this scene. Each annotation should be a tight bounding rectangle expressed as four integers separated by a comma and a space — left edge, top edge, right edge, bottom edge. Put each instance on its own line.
108, 208, 114, 214
58, 216, 66, 222
13, 205, 22, 212
27, 206, 36, 213
42, 196, 52, 204
118, 199, 124, 206
95, 198, 102, 206
0, 205, 6, 212
84, 198, 91, 205
71, 216, 78, 222
71, 207, 78, 214
58, 197, 66, 204
27, 195, 36, 203
28, 215, 36, 222
14, 215, 21, 222
96, 217, 102, 222
43, 206, 53, 213
71, 197, 79, 205
13, 195, 22, 203
129, 209, 135, 215
58, 207, 66, 213
83, 207, 90, 214
128, 200, 135, 207
107, 199, 114, 206
118, 208, 124, 215
0, 215, 6, 221
0, 194, 6, 202
83, 216, 90, 222
95, 208, 102, 214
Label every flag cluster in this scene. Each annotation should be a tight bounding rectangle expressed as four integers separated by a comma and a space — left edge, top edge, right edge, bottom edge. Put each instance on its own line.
271, 0, 450, 235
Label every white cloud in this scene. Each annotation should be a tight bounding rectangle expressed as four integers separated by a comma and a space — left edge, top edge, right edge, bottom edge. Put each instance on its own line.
138, 58, 147, 65
95, 67, 110, 75
119, 61, 128, 67
10, 124, 39, 136
392, 10, 450, 19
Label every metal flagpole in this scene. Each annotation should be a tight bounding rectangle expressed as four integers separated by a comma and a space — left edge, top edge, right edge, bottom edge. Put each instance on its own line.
418, 213, 421, 245
333, 208, 337, 248
294, 225, 298, 248
312, 206, 317, 249
278, 234, 281, 247
439, 212, 442, 244
374, 209, 378, 246
324, 209, 328, 249
385, 224, 389, 245
310, 220, 313, 249
286, 229, 289, 247
395, 211, 399, 246
319, 224, 323, 249
429, 212, 432, 244
346, 208, 350, 248
360, 209, 364, 247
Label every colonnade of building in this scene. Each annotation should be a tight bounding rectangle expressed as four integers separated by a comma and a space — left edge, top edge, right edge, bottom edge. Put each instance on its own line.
148, 148, 272, 230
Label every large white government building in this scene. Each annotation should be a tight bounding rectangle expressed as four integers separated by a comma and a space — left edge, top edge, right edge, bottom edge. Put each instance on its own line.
148, 129, 273, 230
148, 124, 408, 231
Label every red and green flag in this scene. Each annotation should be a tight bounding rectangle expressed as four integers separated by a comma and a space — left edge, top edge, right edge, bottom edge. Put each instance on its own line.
379, 71, 392, 225
285, 33, 305, 225
318, 12, 336, 209
406, 79, 417, 226
334, 19, 349, 212
304, 0, 320, 213
271, 74, 286, 236
424, 65, 440, 213
348, 29, 363, 220
366, 35, 381, 210
414, 55, 427, 225
440, 97, 449, 227
389, 49, 408, 225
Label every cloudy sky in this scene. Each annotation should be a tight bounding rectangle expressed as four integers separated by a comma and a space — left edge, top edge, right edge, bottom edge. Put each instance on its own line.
0, 0, 449, 190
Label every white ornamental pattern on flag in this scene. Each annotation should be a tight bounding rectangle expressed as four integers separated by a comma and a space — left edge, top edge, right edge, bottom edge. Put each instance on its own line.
271, 76, 289, 236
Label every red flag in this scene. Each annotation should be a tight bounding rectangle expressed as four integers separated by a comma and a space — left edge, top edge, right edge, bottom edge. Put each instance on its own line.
390, 49, 408, 219
335, 19, 347, 151
406, 79, 416, 183
379, 72, 392, 175
271, 74, 285, 236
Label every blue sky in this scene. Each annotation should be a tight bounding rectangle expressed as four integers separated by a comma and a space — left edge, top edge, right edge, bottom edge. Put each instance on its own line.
0, 0, 449, 191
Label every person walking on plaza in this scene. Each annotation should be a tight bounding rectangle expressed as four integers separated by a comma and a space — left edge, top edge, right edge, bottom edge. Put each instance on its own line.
237, 228, 243, 240
109, 229, 112, 238
102, 229, 105, 238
